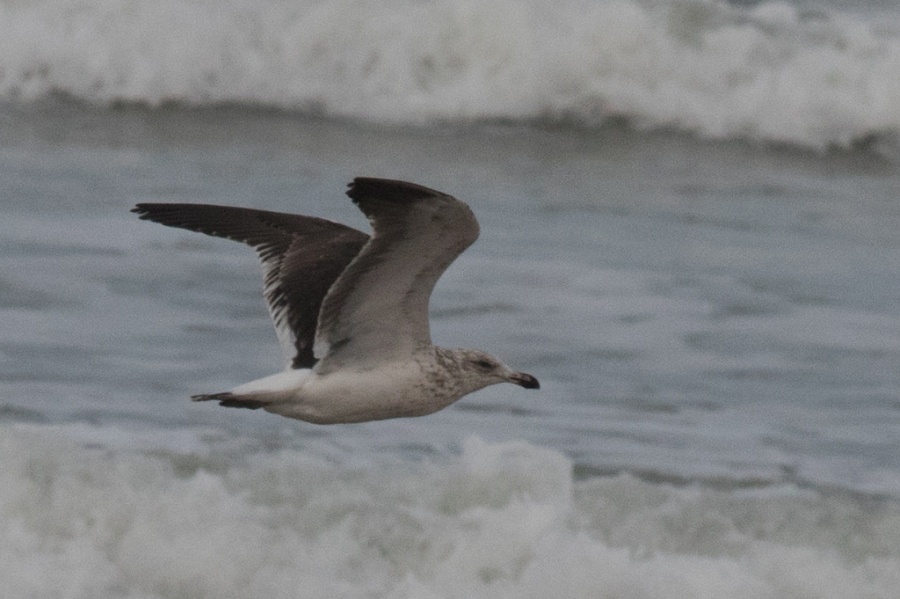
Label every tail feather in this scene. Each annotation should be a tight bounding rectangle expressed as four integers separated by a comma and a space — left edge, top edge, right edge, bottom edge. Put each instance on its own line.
191, 392, 267, 410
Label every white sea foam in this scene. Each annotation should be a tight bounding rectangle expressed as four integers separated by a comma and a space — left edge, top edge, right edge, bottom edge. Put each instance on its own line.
2, 0, 900, 149
2, 425, 898, 599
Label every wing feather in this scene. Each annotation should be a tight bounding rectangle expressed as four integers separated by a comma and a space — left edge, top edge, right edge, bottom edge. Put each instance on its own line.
132, 203, 368, 368
314, 178, 479, 372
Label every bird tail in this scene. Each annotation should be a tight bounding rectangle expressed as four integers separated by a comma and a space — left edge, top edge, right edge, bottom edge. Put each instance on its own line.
191, 369, 309, 411
191, 392, 267, 410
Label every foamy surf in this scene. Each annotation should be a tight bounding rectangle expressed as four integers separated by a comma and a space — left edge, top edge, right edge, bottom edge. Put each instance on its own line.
2, 426, 898, 599
2, 0, 900, 150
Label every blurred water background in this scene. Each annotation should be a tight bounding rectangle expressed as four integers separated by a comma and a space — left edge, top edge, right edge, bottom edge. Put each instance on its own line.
1, 1, 899, 597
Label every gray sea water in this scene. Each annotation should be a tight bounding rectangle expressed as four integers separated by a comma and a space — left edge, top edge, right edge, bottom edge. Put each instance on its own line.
2, 102, 899, 598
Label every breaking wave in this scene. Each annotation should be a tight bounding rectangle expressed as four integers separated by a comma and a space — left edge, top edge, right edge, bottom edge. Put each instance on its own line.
3, 0, 900, 149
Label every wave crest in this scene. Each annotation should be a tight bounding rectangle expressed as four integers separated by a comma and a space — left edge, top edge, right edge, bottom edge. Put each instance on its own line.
2, 0, 900, 149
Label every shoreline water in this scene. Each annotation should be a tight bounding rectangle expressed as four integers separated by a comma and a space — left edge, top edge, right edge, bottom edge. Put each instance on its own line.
4, 0, 900, 151
2, 424, 899, 599
3, 1, 900, 595
2, 88, 899, 597
3, 99, 899, 494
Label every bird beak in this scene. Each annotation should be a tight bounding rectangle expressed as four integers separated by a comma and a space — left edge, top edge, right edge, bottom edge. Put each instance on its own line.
509, 371, 540, 389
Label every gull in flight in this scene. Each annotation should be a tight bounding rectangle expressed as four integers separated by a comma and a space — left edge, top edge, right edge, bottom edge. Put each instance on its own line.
132, 178, 539, 423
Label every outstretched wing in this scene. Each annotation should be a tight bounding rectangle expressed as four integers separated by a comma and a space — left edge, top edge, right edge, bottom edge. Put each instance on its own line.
132, 203, 368, 369
314, 178, 480, 372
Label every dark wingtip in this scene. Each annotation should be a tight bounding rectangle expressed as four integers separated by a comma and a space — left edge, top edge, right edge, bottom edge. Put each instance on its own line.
346, 177, 442, 204
131, 203, 159, 220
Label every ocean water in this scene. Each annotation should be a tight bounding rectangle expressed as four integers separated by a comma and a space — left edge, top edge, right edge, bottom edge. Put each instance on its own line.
3, 0, 900, 150
2, 1, 900, 598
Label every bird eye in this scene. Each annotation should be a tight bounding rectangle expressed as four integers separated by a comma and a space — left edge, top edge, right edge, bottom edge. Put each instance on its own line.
473, 359, 494, 370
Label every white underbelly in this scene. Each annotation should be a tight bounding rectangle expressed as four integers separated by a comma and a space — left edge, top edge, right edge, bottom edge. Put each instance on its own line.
272, 363, 460, 424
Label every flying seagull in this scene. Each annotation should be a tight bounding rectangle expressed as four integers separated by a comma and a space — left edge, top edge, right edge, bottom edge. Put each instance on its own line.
132, 177, 539, 424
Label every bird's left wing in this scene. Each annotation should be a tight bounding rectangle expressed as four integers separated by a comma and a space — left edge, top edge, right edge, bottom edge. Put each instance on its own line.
132, 203, 368, 369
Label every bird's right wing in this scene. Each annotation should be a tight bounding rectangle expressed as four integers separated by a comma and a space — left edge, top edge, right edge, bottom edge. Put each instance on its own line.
314, 178, 480, 373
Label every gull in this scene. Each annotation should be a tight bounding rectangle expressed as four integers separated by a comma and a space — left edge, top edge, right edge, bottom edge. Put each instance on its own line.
132, 177, 539, 423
